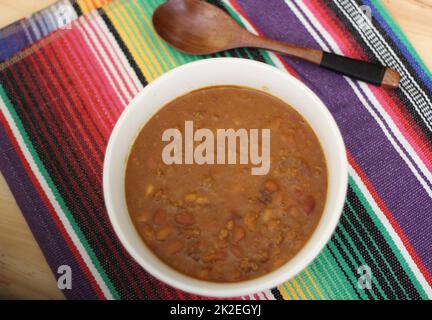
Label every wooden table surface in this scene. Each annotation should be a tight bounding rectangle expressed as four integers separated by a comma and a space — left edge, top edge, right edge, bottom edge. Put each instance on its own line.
1, 0, 432, 300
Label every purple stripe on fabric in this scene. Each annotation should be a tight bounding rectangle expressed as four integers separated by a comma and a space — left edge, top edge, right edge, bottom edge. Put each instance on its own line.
0, 20, 31, 61
236, 0, 432, 272
0, 123, 97, 299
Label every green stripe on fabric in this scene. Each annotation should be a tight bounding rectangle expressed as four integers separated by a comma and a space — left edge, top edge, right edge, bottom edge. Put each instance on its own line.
319, 248, 358, 299
370, 0, 432, 79
348, 177, 429, 299
345, 200, 408, 298
337, 220, 388, 298
308, 261, 337, 299
328, 238, 371, 299
0, 86, 120, 299
297, 271, 320, 299
142, 0, 200, 66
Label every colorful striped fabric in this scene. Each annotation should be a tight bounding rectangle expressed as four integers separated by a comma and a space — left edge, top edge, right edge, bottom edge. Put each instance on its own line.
0, 0, 431, 299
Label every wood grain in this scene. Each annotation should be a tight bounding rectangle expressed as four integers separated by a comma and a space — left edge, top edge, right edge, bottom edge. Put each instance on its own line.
0, 0, 431, 299
0, 174, 64, 299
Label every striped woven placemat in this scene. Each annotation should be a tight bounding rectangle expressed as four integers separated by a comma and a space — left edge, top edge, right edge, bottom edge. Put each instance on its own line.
0, 0, 431, 299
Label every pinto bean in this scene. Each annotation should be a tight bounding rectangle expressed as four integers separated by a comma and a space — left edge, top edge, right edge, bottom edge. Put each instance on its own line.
263, 179, 280, 193
175, 212, 196, 226
152, 210, 166, 225
301, 195, 316, 215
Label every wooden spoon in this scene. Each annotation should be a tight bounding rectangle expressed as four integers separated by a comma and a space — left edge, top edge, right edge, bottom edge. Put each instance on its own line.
153, 0, 400, 88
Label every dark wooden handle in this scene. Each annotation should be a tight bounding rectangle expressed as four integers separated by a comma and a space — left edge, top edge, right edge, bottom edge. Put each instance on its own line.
243, 34, 401, 88
320, 52, 400, 88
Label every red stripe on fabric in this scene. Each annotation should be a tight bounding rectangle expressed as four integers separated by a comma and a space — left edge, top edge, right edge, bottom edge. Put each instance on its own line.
348, 152, 432, 287
11, 44, 146, 299
304, 0, 367, 60
52, 31, 115, 144
0, 111, 106, 299
305, 0, 432, 172
68, 27, 124, 115
262, 291, 269, 300
86, 13, 138, 96
77, 17, 131, 105
45, 37, 113, 141
59, 29, 169, 299
32, 47, 105, 177
66, 19, 208, 300
369, 87, 432, 172
9, 60, 126, 297
63, 29, 122, 124
228, 0, 300, 78
88, 14, 140, 94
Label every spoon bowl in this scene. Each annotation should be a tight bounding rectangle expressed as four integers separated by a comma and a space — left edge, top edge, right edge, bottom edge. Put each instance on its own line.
153, 0, 249, 55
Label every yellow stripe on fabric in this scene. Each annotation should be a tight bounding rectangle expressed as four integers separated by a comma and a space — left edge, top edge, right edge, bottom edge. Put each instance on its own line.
304, 269, 325, 300
133, 1, 178, 70
78, 0, 112, 13
117, 1, 164, 77
280, 282, 299, 300
108, 4, 158, 78
76, 0, 90, 13
277, 285, 293, 300
104, 3, 158, 80
297, 273, 316, 300
290, 279, 307, 300
123, 0, 168, 74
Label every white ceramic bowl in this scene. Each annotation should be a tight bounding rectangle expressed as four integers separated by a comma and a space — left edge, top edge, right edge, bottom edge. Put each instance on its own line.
103, 58, 348, 297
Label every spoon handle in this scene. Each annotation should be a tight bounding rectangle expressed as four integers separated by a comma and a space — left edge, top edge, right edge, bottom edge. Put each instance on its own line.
245, 36, 400, 88
320, 52, 400, 88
